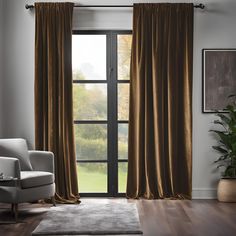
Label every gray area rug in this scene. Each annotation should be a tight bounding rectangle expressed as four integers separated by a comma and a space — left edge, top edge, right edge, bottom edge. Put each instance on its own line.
32, 203, 143, 235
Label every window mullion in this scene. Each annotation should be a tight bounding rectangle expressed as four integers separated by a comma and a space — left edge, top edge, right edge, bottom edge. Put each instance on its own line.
107, 32, 118, 196
107, 32, 113, 196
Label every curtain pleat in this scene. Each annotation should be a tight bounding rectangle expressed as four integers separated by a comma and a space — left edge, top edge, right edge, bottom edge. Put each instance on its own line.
35, 2, 80, 203
127, 3, 193, 199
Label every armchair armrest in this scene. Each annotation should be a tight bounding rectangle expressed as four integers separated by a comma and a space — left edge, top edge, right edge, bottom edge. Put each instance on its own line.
0, 157, 21, 179
28, 151, 54, 174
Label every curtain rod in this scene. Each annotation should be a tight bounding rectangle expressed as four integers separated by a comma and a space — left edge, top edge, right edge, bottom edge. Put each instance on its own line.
25, 3, 205, 10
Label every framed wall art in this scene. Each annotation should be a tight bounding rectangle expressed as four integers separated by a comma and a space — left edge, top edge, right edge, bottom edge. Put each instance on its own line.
202, 49, 236, 113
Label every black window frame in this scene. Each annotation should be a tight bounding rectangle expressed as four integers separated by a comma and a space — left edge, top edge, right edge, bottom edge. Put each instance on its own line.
73, 30, 131, 197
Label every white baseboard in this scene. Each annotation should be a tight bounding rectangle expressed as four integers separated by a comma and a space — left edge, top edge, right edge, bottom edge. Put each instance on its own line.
192, 188, 217, 199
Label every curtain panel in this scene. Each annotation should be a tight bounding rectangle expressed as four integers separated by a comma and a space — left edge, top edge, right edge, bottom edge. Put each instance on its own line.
127, 3, 193, 199
35, 2, 80, 203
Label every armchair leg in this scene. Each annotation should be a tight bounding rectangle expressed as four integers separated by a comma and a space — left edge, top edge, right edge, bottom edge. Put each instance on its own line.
11, 203, 14, 214
51, 196, 56, 207
11, 204, 18, 222
14, 204, 18, 222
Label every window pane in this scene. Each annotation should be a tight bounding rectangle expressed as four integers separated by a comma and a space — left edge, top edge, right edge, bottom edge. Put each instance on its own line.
75, 124, 107, 160
118, 124, 128, 160
77, 163, 107, 193
73, 84, 107, 120
72, 35, 106, 80
118, 84, 129, 120
118, 35, 132, 80
118, 162, 128, 193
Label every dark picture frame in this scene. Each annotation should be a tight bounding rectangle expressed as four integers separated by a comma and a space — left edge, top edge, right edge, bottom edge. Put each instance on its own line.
202, 49, 236, 113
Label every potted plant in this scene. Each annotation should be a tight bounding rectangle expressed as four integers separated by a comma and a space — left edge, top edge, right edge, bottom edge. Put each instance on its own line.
210, 96, 236, 202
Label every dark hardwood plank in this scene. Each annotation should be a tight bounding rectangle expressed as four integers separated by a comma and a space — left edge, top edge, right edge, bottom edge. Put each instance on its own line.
0, 199, 236, 236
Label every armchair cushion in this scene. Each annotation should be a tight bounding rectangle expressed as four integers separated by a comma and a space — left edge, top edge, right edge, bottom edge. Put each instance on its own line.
0, 157, 21, 179
20, 171, 54, 189
0, 139, 33, 171
28, 151, 54, 173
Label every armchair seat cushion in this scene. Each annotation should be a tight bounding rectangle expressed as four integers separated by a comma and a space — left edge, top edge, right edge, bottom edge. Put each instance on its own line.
20, 171, 54, 189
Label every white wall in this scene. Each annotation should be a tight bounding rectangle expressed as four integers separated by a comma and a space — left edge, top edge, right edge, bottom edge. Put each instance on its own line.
0, 0, 3, 137
192, 0, 236, 199
1, 0, 35, 147
1, 0, 236, 198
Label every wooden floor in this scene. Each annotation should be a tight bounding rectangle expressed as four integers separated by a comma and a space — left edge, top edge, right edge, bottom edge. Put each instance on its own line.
1, 198, 236, 236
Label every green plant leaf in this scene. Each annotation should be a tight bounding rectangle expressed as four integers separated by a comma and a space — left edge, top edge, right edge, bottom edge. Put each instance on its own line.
215, 113, 230, 124
213, 120, 227, 129
232, 143, 236, 153
214, 154, 230, 163
210, 96, 236, 176
226, 104, 234, 111
210, 130, 232, 149
225, 104, 236, 123
224, 165, 236, 177
212, 145, 228, 154
217, 164, 225, 168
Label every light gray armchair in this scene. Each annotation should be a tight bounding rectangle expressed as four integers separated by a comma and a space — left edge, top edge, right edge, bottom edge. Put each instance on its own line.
0, 139, 56, 221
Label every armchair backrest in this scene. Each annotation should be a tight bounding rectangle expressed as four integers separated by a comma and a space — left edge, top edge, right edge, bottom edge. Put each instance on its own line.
0, 139, 33, 171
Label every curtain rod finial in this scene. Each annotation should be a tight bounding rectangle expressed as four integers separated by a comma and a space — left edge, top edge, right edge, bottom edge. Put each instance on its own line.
199, 3, 205, 9
25, 4, 34, 9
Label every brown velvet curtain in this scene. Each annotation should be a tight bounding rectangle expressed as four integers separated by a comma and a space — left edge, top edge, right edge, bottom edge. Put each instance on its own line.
35, 2, 80, 203
127, 3, 193, 199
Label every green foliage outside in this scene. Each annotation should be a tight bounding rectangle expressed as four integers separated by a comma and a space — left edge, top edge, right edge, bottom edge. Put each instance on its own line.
77, 163, 127, 193
77, 164, 107, 192
210, 96, 236, 177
